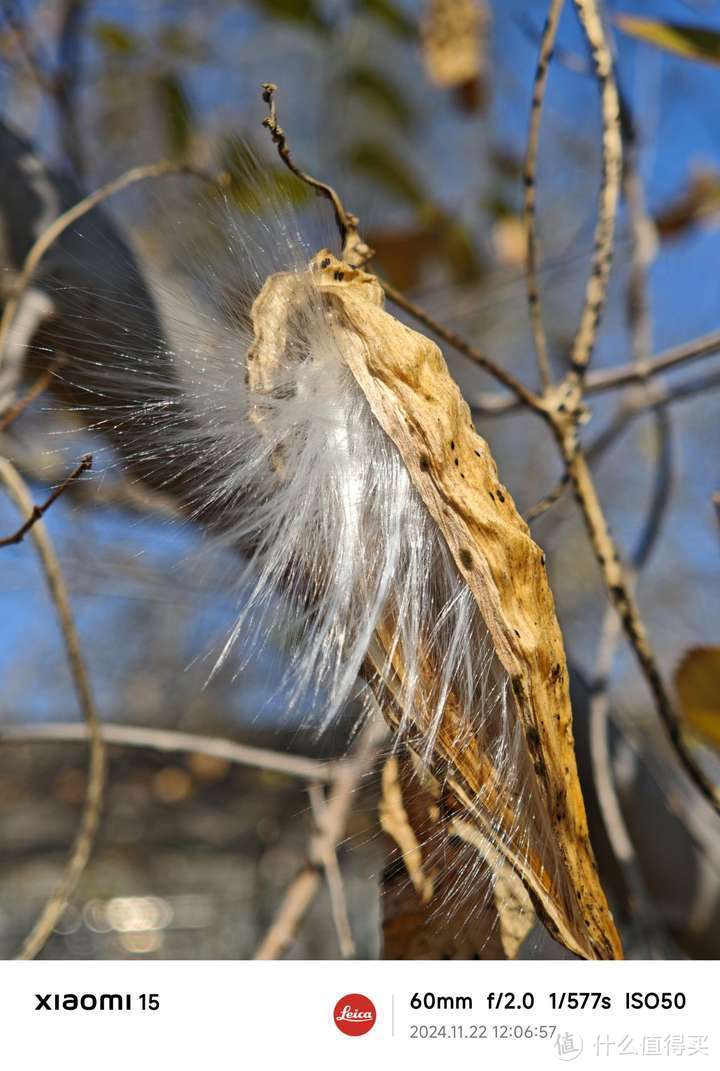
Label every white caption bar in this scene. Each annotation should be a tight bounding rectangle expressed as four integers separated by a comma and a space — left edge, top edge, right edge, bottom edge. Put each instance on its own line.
0, 959, 715, 1069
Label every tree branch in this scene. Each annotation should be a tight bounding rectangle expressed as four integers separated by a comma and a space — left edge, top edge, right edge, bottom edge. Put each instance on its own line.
0, 457, 106, 959
261, 83, 373, 268
0, 721, 341, 784
0, 159, 223, 387
524, 0, 565, 390
254, 716, 385, 960
0, 453, 91, 547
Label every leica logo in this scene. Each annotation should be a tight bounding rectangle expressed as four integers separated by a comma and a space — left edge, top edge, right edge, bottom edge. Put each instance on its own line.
336, 1006, 372, 1021
333, 994, 377, 1036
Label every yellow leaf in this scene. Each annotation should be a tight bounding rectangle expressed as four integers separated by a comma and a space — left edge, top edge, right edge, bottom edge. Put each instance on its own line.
615, 15, 720, 66
676, 647, 720, 748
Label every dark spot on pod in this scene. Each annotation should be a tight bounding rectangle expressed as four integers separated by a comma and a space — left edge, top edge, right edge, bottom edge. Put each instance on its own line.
419, 454, 431, 473
541, 553, 547, 566
533, 759, 546, 778
450, 440, 455, 450
460, 472, 465, 479
496, 489, 505, 503
459, 547, 473, 570
526, 725, 541, 749
334, 269, 344, 281
488, 491, 495, 502
474, 450, 481, 457
454, 458, 459, 466
320, 256, 331, 269
514, 629, 520, 638
550, 662, 561, 682
511, 676, 524, 698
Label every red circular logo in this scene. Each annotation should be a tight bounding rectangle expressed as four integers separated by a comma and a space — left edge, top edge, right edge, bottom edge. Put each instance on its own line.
333, 993, 377, 1036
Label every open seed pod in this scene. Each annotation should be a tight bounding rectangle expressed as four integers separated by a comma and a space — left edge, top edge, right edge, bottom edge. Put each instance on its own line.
245, 249, 622, 961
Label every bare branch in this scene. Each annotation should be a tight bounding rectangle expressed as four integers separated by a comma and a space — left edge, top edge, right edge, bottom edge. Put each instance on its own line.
524, 0, 565, 390
471, 329, 720, 416
0, 721, 340, 784
568, 0, 622, 377
381, 279, 544, 412
526, 364, 720, 524
260, 83, 543, 411
525, 475, 569, 523
308, 782, 355, 957
254, 716, 385, 960
0, 354, 67, 432
0, 457, 106, 959
0, 160, 223, 382
557, 440, 719, 812
0, 453, 91, 547
261, 83, 373, 268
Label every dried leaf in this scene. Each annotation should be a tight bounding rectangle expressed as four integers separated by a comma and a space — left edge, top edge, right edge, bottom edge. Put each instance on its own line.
451, 817, 535, 958
379, 755, 434, 903
654, 170, 720, 239
248, 252, 622, 960
381, 752, 509, 959
615, 15, 720, 66
421, 0, 488, 111
676, 646, 720, 749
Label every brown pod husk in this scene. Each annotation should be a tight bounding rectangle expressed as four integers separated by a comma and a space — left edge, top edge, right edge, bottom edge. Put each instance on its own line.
248, 250, 623, 961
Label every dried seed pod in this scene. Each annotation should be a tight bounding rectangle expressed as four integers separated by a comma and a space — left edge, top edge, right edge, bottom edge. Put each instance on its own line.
247, 250, 622, 960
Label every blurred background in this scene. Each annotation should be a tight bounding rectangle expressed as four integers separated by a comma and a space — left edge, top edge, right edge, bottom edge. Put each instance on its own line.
0, 0, 719, 959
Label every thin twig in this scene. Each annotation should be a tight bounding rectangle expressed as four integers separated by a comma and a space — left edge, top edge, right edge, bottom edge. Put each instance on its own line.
588, 123, 670, 956
524, 474, 569, 523
254, 716, 385, 960
557, 439, 719, 812
381, 279, 544, 412
0, 354, 67, 431
0, 721, 341, 783
0, 453, 91, 547
261, 83, 373, 268
585, 329, 720, 393
568, 0, 622, 376
308, 782, 355, 957
472, 327, 720, 416
524, 0, 565, 389
526, 368, 720, 522
260, 82, 543, 411
0, 457, 106, 959
0, 160, 221, 374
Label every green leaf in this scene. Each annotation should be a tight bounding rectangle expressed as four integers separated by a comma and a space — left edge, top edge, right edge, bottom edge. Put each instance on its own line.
359, 0, 417, 41
345, 140, 425, 208
344, 66, 416, 128
615, 14, 720, 66
154, 72, 193, 158
93, 21, 136, 55
250, 0, 327, 32
157, 25, 211, 63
